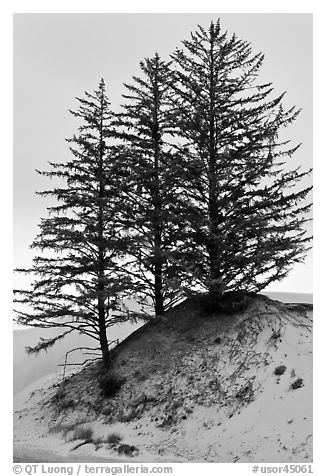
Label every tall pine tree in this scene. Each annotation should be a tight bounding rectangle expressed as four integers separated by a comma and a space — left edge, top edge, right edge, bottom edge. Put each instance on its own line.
115, 54, 186, 317
170, 21, 312, 295
14, 80, 130, 364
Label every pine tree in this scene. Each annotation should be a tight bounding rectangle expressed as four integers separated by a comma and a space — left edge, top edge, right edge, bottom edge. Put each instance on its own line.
170, 21, 312, 296
115, 54, 186, 317
14, 80, 131, 364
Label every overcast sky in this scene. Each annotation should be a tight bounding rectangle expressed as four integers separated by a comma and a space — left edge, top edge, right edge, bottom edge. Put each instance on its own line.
13, 13, 312, 293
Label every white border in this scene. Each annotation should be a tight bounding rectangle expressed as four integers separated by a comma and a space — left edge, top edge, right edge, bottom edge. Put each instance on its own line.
3, 2, 324, 473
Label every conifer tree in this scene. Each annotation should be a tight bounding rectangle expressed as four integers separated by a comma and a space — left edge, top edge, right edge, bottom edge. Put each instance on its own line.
115, 54, 186, 317
14, 80, 130, 364
170, 21, 312, 295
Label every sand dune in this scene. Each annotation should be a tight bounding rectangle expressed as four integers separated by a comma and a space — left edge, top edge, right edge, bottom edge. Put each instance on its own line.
14, 294, 313, 463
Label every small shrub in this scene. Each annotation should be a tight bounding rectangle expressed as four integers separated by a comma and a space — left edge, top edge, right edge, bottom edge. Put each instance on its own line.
99, 371, 125, 398
271, 329, 281, 340
106, 432, 122, 445
214, 337, 222, 344
235, 382, 254, 401
291, 378, 303, 390
70, 426, 93, 441
274, 365, 286, 376
200, 291, 248, 315
117, 444, 139, 457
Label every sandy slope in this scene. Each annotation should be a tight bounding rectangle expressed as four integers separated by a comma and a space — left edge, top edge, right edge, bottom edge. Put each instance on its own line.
13, 373, 135, 463
13, 293, 311, 395
14, 445, 132, 463
14, 318, 142, 395
14, 294, 312, 463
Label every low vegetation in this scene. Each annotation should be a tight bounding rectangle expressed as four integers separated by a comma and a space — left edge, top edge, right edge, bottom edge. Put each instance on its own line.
106, 433, 122, 445
99, 371, 125, 398
274, 365, 287, 376
291, 378, 304, 390
70, 426, 94, 442
199, 291, 250, 315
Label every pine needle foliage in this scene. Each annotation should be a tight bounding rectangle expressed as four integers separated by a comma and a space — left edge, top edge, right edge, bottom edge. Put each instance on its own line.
14, 20, 312, 353
114, 54, 187, 317
169, 21, 312, 295
14, 80, 132, 363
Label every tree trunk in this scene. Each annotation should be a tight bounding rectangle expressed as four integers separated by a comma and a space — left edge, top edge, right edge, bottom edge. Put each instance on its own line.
207, 26, 222, 296
154, 246, 164, 316
98, 294, 110, 365
97, 87, 109, 364
152, 58, 164, 317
